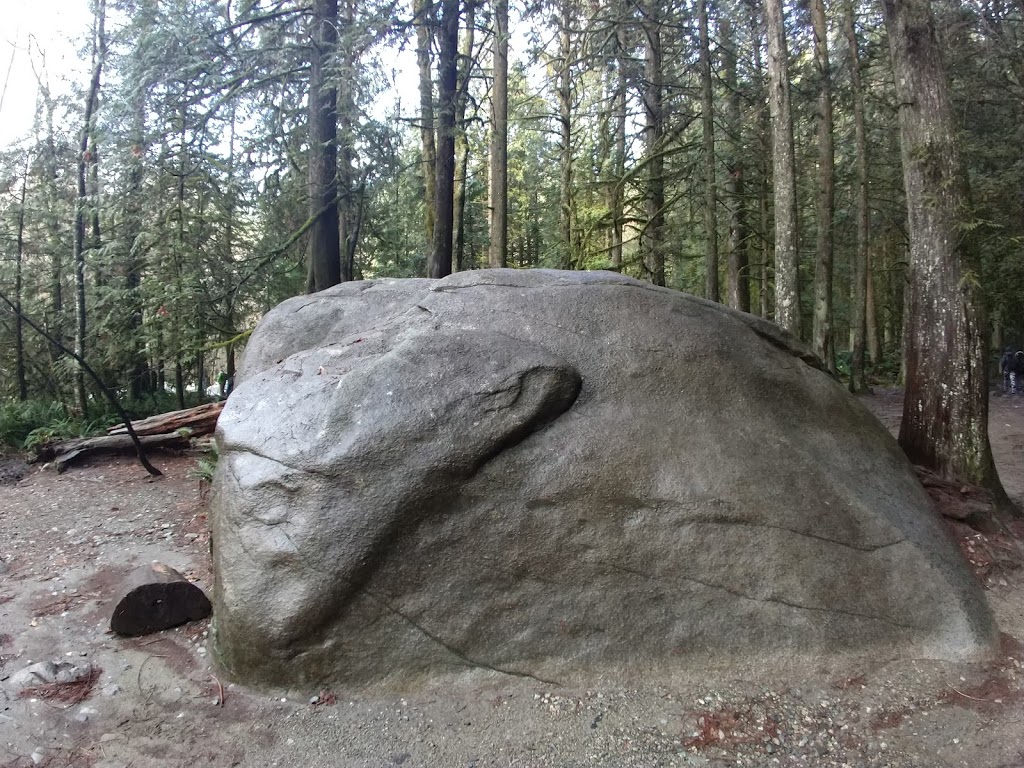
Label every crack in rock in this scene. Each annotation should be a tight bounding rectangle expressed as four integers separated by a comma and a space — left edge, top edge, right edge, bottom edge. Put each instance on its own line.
599, 561, 924, 632
355, 585, 562, 687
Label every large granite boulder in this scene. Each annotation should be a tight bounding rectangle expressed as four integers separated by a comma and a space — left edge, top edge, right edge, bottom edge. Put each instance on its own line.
211, 269, 996, 689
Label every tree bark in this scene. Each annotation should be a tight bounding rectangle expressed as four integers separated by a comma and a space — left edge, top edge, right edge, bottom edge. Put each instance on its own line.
765, 0, 800, 335
557, 0, 574, 269
488, 0, 508, 268
699, 0, 719, 301
15, 160, 29, 401
35, 432, 189, 474
74, 0, 107, 415
866, 249, 881, 363
306, 0, 342, 293
125, 79, 148, 399
455, 0, 477, 271
748, 0, 771, 319
414, 0, 437, 244
39, 88, 64, 328
108, 401, 224, 437
428, 0, 460, 278
810, 0, 835, 368
845, 0, 870, 392
610, 28, 627, 273
721, 19, 749, 313
88, 139, 103, 287
32, 79, 66, 397
174, 107, 188, 413
642, 0, 666, 286
110, 563, 212, 638
338, 0, 359, 282
882, 0, 1010, 504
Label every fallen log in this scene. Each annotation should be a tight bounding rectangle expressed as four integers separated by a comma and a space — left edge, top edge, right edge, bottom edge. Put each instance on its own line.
107, 401, 224, 438
110, 562, 212, 637
33, 432, 193, 473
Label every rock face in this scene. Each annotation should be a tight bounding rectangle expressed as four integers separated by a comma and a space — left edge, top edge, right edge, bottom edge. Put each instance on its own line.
211, 269, 996, 689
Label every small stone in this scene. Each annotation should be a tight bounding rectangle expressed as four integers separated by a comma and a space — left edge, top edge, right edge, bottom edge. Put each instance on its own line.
54, 664, 91, 685
101, 684, 121, 697
31, 750, 46, 765
11, 661, 59, 688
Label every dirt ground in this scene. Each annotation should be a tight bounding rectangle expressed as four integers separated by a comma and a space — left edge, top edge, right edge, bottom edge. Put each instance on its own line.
1, 390, 1023, 768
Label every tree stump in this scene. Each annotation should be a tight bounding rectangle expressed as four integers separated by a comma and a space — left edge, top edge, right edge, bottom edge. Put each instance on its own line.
110, 563, 212, 637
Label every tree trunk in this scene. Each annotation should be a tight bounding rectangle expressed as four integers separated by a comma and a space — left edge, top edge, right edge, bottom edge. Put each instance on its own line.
846, 0, 870, 392
414, 0, 437, 244
88, 138, 103, 287
428, 0, 460, 278
74, 0, 107, 415
108, 401, 224, 437
126, 79, 148, 399
765, 0, 799, 335
882, 0, 1010, 503
610, 29, 627, 273
642, 0, 666, 286
810, 0, 835, 368
455, 0, 477, 271
226, 342, 236, 394
110, 563, 211, 638
221, 109, 238, 397
40, 90, 64, 327
36, 83, 65, 390
306, 0, 342, 293
720, 19, 748, 312
15, 160, 29, 401
699, 0, 719, 302
488, 0, 508, 268
174, 359, 185, 411
174, 108, 188, 413
338, 0, 359, 282
557, 0, 574, 269
748, 0, 771, 319
866, 250, 881, 364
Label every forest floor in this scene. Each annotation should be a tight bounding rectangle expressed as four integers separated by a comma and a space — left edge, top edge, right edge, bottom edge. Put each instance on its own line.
1, 390, 1024, 768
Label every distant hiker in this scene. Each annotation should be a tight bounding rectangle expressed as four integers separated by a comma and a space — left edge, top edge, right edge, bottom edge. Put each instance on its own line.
1000, 347, 1024, 394
217, 370, 228, 398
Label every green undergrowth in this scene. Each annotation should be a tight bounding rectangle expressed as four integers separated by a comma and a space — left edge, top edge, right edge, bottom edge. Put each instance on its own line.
190, 440, 220, 484
0, 391, 211, 452
0, 401, 71, 450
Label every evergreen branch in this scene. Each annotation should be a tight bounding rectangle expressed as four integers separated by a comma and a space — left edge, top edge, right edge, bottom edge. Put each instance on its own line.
202, 329, 254, 353
212, 196, 340, 303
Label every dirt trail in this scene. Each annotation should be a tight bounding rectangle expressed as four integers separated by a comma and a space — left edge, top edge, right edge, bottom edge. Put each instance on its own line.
1, 391, 1022, 768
